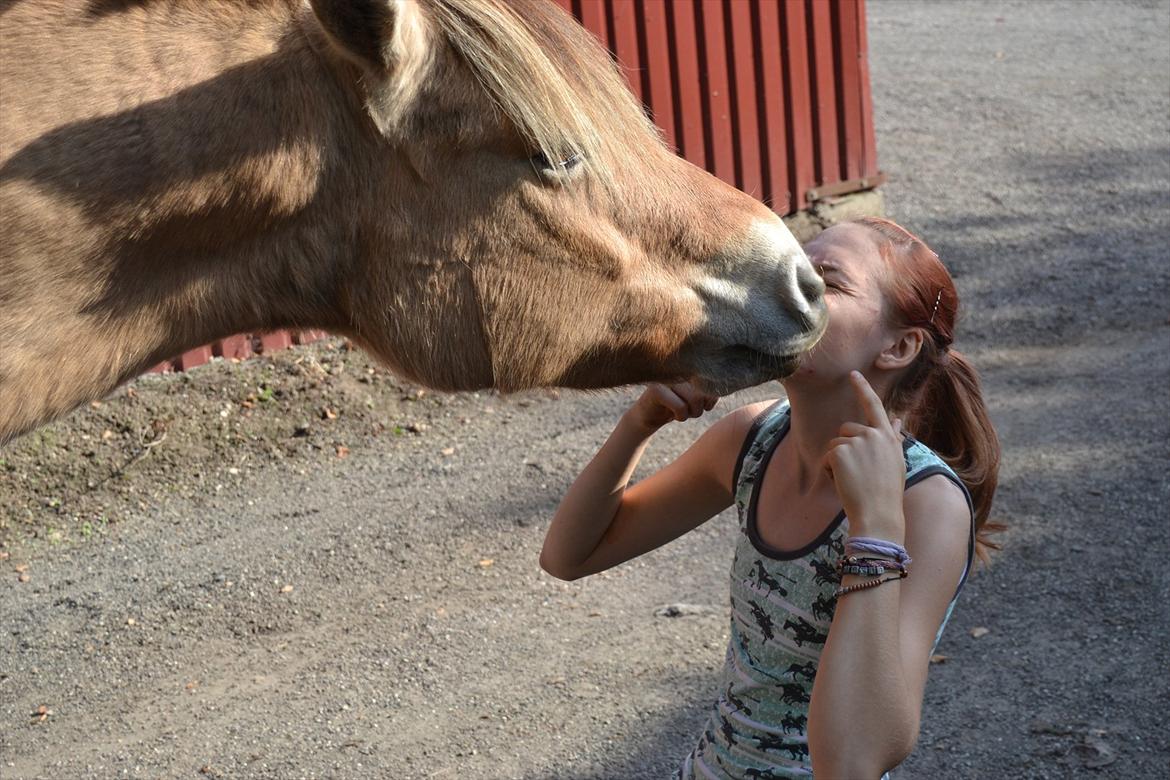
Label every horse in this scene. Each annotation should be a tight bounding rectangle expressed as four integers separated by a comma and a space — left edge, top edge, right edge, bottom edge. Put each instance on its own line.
0, 0, 827, 445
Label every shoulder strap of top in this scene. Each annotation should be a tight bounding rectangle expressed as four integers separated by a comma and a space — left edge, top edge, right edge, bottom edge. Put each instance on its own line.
731, 400, 789, 491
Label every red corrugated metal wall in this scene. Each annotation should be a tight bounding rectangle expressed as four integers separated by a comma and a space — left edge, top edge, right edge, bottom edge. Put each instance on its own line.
555, 0, 881, 211
165, 0, 879, 373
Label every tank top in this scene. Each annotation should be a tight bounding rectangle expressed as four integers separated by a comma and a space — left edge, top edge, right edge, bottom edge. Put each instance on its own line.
673, 400, 975, 779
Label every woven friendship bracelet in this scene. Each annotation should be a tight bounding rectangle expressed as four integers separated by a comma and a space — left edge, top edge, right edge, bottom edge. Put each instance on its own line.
834, 571, 908, 598
845, 536, 912, 567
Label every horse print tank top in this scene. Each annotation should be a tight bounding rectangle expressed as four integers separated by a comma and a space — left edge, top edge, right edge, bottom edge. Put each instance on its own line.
673, 401, 974, 779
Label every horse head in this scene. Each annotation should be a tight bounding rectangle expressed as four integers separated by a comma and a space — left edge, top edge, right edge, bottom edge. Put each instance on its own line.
308, 0, 826, 395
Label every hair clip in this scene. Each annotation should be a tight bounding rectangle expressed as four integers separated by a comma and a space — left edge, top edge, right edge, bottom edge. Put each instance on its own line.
929, 290, 943, 324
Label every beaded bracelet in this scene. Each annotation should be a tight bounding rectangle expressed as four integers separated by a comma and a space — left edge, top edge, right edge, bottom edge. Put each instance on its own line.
834, 570, 908, 598
835, 556, 908, 576
840, 562, 890, 577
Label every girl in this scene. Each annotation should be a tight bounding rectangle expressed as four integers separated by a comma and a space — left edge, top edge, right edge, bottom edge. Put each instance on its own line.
540, 217, 1000, 778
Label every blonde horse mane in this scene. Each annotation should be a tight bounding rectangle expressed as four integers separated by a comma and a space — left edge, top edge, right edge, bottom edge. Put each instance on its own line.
427, 0, 662, 186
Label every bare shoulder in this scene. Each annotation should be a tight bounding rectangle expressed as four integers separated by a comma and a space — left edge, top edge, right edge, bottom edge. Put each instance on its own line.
689, 398, 779, 493
903, 474, 970, 535
902, 474, 971, 582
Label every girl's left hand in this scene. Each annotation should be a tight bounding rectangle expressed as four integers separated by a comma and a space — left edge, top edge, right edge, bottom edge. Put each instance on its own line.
823, 371, 907, 541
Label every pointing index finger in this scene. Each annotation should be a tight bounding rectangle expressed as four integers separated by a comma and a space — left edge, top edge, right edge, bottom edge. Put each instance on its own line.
850, 371, 891, 430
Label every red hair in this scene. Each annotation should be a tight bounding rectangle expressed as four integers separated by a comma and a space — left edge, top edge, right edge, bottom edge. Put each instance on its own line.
853, 217, 1003, 562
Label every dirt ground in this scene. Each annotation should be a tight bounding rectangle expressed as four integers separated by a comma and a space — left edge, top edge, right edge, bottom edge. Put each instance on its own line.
2, 1, 1168, 778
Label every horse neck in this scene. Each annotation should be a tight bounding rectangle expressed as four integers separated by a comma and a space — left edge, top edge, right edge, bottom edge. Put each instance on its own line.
98, 5, 376, 342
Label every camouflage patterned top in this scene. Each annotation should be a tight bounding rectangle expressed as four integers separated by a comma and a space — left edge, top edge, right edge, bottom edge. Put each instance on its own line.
674, 401, 974, 779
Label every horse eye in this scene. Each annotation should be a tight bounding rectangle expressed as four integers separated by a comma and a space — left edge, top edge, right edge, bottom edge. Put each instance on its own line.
530, 151, 582, 173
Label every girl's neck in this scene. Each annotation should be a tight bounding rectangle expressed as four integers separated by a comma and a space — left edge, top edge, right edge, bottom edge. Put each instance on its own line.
782, 379, 874, 494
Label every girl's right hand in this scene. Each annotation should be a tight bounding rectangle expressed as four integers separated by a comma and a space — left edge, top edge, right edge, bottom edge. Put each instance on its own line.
626, 381, 720, 433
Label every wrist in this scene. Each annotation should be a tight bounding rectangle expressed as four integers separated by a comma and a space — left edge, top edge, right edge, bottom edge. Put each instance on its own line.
621, 407, 667, 438
847, 510, 905, 545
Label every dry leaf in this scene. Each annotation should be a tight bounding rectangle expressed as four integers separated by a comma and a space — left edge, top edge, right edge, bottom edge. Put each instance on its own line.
185, 680, 199, 691
14, 563, 28, 573
440, 447, 455, 456
970, 626, 990, 638
335, 445, 350, 459
929, 654, 949, 664
321, 407, 337, 420
90, 400, 102, 408
17, 573, 29, 583
0, 551, 9, 560
280, 584, 294, 593
477, 558, 494, 568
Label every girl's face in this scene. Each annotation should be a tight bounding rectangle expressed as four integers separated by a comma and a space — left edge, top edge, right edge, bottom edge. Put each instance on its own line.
786, 223, 896, 385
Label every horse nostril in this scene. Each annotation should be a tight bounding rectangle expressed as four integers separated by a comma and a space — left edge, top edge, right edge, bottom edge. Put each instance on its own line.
797, 262, 825, 305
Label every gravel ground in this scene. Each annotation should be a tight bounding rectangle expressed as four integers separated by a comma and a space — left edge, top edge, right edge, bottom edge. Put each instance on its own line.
2, 1, 1168, 778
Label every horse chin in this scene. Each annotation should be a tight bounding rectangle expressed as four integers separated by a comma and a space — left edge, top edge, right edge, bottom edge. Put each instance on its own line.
694, 347, 804, 396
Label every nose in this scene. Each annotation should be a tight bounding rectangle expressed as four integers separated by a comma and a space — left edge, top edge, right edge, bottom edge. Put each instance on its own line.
781, 255, 826, 327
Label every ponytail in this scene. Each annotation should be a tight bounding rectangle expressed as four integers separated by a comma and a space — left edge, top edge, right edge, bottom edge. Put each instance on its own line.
894, 342, 1003, 562
852, 216, 1003, 563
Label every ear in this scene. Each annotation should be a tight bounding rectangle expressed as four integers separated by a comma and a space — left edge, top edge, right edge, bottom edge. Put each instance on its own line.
874, 328, 924, 372
309, 0, 430, 74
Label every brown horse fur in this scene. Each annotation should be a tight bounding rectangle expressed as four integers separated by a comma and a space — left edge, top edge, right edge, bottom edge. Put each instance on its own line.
0, 0, 826, 445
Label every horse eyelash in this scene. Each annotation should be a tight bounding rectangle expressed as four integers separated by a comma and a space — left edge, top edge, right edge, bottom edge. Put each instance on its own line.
530, 151, 582, 172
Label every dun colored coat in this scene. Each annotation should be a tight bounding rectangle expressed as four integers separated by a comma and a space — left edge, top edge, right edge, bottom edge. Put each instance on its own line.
0, 0, 826, 444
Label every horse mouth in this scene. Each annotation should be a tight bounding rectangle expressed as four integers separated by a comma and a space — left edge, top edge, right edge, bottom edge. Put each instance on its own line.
694, 316, 827, 395
693, 344, 804, 395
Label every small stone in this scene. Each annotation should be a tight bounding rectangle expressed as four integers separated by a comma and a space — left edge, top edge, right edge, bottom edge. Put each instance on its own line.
970, 626, 990, 638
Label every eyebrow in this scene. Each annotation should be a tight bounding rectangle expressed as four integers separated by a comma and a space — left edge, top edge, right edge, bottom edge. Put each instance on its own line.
815, 258, 846, 276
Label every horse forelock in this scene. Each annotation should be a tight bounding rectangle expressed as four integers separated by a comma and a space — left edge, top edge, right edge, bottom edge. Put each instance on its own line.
425, 0, 662, 187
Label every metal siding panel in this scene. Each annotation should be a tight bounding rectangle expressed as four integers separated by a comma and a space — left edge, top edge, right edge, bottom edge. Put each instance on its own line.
809, 0, 842, 185
213, 335, 253, 361
577, 0, 611, 49
756, 0, 791, 213
177, 346, 212, 372
699, 0, 735, 183
834, 0, 863, 181
855, 0, 879, 176
609, 1, 643, 102
551, 0, 574, 14
258, 331, 293, 354
728, 0, 763, 198
641, 0, 678, 152
669, 0, 709, 167
782, 0, 815, 211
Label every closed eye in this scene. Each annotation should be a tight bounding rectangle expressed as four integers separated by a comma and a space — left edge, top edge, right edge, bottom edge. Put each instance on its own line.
815, 265, 837, 289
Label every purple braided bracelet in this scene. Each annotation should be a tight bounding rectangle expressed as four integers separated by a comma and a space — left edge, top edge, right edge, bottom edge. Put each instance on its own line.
845, 536, 912, 567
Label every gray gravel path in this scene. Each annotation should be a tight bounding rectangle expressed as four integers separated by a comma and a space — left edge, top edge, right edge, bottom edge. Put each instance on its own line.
3, 1, 1168, 778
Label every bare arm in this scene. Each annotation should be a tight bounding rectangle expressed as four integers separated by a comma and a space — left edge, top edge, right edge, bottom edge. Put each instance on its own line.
540, 385, 771, 581
807, 476, 970, 776
807, 372, 972, 776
